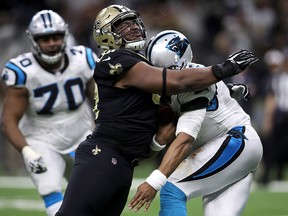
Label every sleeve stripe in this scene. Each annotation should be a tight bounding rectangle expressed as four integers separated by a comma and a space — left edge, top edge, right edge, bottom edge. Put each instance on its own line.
180, 97, 209, 112
5, 62, 27, 85
85, 48, 96, 70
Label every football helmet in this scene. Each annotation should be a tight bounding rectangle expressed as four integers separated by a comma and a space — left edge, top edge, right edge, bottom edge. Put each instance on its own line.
146, 30, 193, 70
93, 4, 147, 51
26, 10, 68, 64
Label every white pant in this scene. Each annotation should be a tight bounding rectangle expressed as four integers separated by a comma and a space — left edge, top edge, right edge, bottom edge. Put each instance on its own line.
160, 125, 263, 216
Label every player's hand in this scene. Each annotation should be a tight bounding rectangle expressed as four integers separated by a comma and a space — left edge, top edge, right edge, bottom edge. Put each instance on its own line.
128, 182, 157, 212
212, 49, 258, 79
227, 83, 251, 101
21, 146, 47, 174
227, 49, 258, 73
156, 121, 176, 144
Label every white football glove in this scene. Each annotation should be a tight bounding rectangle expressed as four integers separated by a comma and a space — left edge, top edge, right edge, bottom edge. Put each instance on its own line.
22, 146, 47, 174
226, 83, 250, 101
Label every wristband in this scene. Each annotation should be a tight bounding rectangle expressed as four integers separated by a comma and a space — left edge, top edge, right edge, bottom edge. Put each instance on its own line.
212, 60, 239, 80
150, 134, 167, 151
22, 146, 39, 160
145, 169, 167, 191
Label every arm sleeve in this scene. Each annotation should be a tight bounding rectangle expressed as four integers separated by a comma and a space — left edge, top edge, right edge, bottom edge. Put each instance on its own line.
175, 108, 206, 139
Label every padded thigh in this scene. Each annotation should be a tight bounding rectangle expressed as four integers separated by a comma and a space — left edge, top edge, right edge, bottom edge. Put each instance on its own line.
168, 125, 262, 199
56, 139, 134, 216
203, 173, 253, 216
24, 140, 65, 195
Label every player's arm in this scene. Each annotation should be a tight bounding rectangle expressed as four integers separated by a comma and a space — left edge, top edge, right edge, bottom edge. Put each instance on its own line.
158, 131, 194, 174
118, 49, 257, 95
117, 61, 215, 94
129, 102, 207, 212
128, 111, 203, 210
128, 130, 196, 212
85, 78, 96, 107
1, 87, 47, 174
1, 87, 29, 152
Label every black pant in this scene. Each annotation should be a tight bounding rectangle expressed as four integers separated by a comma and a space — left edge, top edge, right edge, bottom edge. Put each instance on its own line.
56, 138, 134, 216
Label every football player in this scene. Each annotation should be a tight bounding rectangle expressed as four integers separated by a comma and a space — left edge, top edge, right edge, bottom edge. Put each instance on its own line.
55, 5, 258, 216
129, 30, 263, 216
1, 10, 97, 216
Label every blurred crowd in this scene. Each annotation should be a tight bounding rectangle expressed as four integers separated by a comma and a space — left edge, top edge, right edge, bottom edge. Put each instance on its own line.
1, 0, 288, 184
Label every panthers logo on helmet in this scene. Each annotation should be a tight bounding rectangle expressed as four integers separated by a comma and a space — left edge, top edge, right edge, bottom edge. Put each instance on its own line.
166, 36, 189, 59
145, 30, 193, 69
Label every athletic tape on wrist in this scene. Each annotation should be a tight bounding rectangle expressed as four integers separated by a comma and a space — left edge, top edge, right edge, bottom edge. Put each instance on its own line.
150, 134, 167, 151
145, 169, 167, 191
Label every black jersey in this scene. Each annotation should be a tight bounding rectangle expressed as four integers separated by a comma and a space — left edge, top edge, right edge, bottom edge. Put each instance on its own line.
92, 49, 159, 158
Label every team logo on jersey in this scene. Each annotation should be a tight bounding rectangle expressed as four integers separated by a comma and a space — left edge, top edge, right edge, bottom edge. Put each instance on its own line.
109, 62, 123, 75
92, 145, 101, 155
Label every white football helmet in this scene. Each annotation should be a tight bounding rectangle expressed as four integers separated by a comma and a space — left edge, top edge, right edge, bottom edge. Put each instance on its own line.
26, 10, 68, 64
146, 30, 193, 70
93, 4, 147, 51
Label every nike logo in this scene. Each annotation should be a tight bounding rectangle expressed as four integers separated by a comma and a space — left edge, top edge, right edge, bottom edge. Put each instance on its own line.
102, 56, 111, 62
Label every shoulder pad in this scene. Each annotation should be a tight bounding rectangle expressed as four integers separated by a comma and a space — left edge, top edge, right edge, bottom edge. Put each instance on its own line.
175, 84, 216, 112
2, 62, 27, 86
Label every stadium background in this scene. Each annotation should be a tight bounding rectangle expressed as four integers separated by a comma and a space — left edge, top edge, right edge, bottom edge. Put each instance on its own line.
0, 0, 288, 214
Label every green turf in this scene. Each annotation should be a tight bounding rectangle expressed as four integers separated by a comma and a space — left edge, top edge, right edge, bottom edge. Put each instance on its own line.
0, 188, 288, 216
125, 189, 288, 216
0, 161, 288, 215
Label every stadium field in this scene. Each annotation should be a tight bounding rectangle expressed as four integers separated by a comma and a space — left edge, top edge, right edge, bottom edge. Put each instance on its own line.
0, 177, 288, 216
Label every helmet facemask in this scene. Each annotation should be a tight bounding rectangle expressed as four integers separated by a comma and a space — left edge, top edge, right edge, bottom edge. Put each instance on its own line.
93, 5, 147, 51
26, 10, 68, 64
114, 17, 147, 50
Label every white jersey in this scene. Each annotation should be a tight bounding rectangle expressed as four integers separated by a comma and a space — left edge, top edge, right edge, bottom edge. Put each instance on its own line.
171, 63, 251, 150
2, 45, 97, 153
165, 63, 262, 201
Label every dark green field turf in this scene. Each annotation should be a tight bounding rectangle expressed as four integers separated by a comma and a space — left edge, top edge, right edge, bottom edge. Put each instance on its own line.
1, 161, 288, 215
0, 187, 288, 216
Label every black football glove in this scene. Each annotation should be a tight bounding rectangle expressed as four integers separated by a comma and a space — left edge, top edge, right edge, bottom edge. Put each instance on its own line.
226, 83, 251, 101
212, 49, 258, 80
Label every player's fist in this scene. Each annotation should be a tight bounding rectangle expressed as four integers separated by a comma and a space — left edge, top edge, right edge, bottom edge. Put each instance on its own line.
227, 83, 250, 101
22, 146, 47, 174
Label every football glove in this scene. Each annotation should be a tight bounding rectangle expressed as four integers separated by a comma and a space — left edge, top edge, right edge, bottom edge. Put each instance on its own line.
212, 49, 258, 79
22, 146, 47, 174
227, 83, 251, 101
